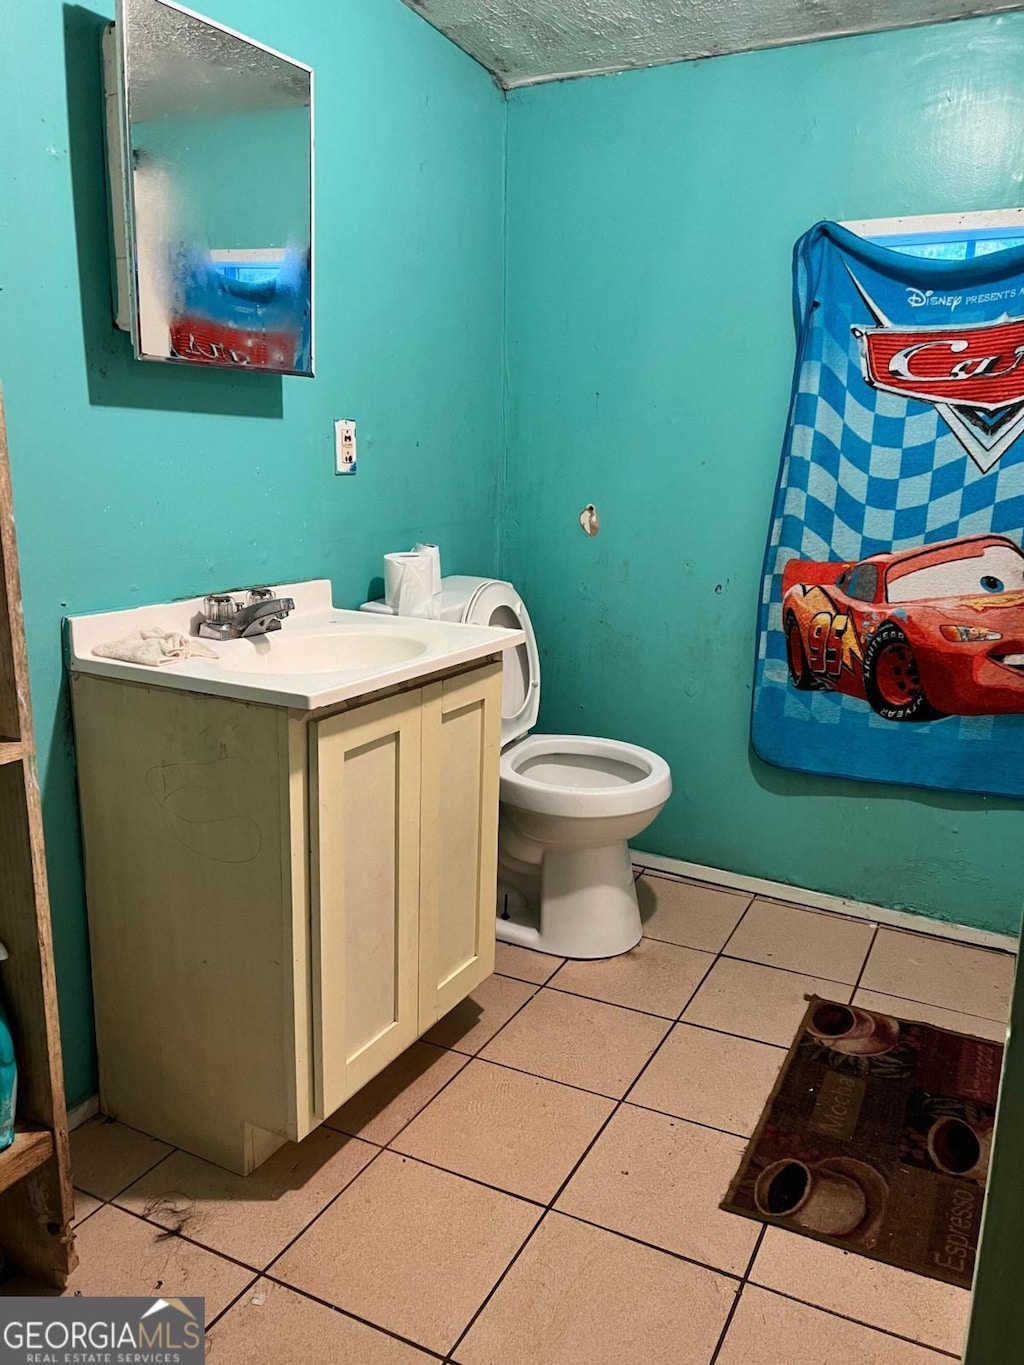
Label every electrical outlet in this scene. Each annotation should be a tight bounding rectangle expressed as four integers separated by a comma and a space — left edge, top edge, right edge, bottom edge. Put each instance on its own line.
335, 419, 357, 475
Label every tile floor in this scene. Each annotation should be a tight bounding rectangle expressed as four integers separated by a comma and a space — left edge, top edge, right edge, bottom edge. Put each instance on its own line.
11, 868, 1016, 1364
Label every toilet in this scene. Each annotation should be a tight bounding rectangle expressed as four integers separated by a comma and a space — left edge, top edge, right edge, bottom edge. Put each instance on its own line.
437, 577, 672, 959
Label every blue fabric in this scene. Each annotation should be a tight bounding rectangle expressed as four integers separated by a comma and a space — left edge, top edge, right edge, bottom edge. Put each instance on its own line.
752, 221, 1024, 798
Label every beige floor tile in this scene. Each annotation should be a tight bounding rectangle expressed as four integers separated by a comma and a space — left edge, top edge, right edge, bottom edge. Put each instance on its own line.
117, 1126, 376, 1269
62, 1204, 252, 1318
628, 1023, 785, 1136
682, 958, 852, 1047
423, 974, 538, 1054
550, 937, 714, 1018
325, 1040, 468, 1145
391, 1059, 614, 1202
751, 1226, 970, 1356
70, 1117, 173, 1200
273, 1151, 539, 1355
860, 929, 1014, 1021
480, 989, 670, 1098
854, 988, 1007, 1044
716, 1285, 950, 1364
73, 1189, 104, 1224
555, 1105, 758, 1275
206, 1279, 433, 1364
495, 941, 564, 985
724, 898, 875, 983
637, 874, 751, 952
454, 1212, 737, 1365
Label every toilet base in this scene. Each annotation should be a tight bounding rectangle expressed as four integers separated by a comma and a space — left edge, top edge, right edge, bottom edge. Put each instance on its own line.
496, 839, 641, 959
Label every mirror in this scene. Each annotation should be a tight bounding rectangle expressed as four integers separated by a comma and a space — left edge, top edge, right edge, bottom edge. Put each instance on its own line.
108, 0, 313, 375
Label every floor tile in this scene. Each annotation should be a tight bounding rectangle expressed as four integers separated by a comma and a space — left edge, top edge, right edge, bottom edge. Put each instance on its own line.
325, 1040, 468, 1145
751, 1226, 970, 1356
391, 1058, 614, 1203
716, 1285, 950, 1364
550, 937, 714, 1018
70, 1116, 173, 1200
637, 874, 751, 952
206, 1279, 433, 1364
724, 898, 875, 983
555, 1105, 759, 1275
682, 958, 852, 1047
116, 1126, 376, 1269
73, 1189, 104, 1225
480, 989, 670, 1098
453, 1212, 737, 1365
273, 1151, 539, 1355
627, 1022, 785, 1137
860, 928, 1014, 1021
423, 974, 538, 1054
854, 988, 1007, 1044
61, 1204, 252, 1318
495, 941, 564, 985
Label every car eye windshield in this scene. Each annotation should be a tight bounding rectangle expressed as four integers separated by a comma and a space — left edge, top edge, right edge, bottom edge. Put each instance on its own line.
886, 546, 1024, 603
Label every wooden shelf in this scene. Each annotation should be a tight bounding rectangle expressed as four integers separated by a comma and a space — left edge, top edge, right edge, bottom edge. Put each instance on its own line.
0, 1127, 54, 1196
0, 383, 75, 1286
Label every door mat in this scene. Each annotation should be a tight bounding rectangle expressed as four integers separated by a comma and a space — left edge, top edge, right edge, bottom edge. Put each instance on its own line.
721, 996, 1003, 1288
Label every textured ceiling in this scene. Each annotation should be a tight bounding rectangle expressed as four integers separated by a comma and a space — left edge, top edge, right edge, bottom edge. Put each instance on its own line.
402, 0, 1024, 87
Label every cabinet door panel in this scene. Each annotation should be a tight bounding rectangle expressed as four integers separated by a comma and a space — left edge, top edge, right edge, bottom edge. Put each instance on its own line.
311, 693, 421, 1117
419, 662, 501, 1030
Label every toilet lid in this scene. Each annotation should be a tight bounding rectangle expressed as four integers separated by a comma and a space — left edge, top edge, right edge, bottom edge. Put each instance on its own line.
463, 581, 540, 747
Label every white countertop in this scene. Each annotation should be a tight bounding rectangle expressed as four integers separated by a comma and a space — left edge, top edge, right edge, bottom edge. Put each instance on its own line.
66, 580, 523, 711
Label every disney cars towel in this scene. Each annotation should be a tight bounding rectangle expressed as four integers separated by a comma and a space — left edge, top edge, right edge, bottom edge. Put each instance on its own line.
752, 221, 1024, 798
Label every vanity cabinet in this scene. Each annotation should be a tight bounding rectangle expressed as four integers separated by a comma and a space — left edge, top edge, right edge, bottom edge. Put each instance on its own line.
72, 658, 502, 1174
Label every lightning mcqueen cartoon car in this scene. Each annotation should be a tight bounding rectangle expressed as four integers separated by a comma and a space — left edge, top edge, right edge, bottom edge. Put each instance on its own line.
782, 534, 1024, 722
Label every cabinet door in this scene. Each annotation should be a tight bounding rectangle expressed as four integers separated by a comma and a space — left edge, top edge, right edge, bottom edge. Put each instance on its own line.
310, 692, 422, 1117
419, 661, 502, 1031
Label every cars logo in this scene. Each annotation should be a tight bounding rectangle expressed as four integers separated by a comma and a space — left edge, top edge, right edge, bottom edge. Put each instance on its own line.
848, 270, 1024, 473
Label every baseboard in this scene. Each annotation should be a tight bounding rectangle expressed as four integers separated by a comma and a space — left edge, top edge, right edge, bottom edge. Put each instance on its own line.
66, 1095, 99, 1131
630, 849, 1019, 956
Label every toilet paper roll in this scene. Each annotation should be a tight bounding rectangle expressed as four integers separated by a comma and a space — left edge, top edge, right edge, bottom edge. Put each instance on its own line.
384, 551, 440, 619
413, 542, 442, 595
384, 552, 419, 609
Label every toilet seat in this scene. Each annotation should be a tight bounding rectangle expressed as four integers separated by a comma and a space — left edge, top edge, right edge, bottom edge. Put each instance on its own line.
501, 734, 672, 818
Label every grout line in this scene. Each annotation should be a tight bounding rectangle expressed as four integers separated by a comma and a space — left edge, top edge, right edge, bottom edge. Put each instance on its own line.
544, 981, 703, 1023
847, 984, 1009, 1030
90, 1143, 180, 1206
708, 1227, 767, 1365
851, 924, 880, 997
203, 1272, 262, 1332
553, 1209, 747, 1284
381, 1148, 547, 1210
716, 892, 759, 958
255, 1272, 447, 1361
749, 1282, 963, 1360
715, 953, 870, 990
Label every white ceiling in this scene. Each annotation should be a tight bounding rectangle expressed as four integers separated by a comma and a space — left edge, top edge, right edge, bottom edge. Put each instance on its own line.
402, 0, 1024, 88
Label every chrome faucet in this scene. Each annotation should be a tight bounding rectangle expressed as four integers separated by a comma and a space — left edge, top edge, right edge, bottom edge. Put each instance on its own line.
198, 586, 295, 640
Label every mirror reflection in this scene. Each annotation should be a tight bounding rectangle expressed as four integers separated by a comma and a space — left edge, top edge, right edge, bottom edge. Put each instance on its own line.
120, 0, 313, 375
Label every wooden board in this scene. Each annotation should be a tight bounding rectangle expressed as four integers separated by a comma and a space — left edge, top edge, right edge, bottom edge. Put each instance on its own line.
0, 384, 75, 1285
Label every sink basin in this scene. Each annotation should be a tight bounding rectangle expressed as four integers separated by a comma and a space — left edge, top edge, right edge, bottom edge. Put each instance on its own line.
216, 631, 428, 676
68, 579, 526, 711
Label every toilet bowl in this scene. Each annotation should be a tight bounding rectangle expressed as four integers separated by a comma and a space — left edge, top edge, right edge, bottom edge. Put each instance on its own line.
437, 577, 672, 959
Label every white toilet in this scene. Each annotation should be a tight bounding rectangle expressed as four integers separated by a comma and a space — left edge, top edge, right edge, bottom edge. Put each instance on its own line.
437, 577, 672, 960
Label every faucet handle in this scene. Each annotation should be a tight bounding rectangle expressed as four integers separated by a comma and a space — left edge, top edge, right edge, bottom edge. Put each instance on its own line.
204, 593, 237, 624
245, 585, 275, 605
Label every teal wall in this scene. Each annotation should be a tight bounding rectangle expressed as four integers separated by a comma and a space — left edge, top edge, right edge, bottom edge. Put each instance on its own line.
0, 0, 505, 1106
502, 15, 1024, 936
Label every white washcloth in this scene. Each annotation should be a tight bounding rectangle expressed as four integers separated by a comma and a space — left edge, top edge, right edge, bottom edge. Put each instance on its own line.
92, 628, 219, 668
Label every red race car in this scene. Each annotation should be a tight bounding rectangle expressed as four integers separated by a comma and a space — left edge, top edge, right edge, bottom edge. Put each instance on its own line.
781, 534, 1024, 722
